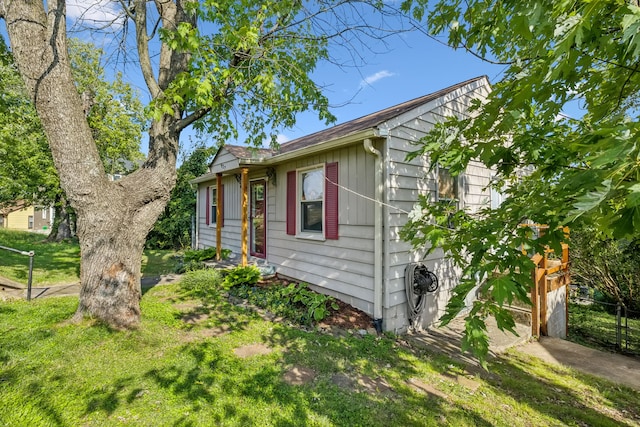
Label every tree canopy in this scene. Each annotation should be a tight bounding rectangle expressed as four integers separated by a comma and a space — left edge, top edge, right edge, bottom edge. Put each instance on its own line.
0, 35, 146, 240
400, 0, 640, 363
0, 36, 56, 208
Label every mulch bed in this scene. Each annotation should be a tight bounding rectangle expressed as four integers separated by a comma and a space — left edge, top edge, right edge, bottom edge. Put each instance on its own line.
255, 277, 374, 331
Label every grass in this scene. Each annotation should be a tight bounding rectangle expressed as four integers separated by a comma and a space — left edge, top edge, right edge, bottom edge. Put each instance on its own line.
0, 229, 179, 286
1, 278, 639, 426
569, 302, 640, 355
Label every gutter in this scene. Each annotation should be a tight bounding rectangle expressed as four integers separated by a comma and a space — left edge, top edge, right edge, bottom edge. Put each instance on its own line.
190, 130, 378, 185
363, 137, 384, 333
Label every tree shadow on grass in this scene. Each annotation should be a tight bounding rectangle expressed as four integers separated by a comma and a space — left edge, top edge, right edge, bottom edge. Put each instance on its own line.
486, 350, 640, 426
131, 322, 496, 426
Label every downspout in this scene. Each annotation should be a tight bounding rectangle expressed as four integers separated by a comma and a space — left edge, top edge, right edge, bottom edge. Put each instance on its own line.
363, 138, 384, 334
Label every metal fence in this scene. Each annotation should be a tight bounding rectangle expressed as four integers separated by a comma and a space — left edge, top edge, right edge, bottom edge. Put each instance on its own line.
569, 292, 640, 356
0, 244, 34, 301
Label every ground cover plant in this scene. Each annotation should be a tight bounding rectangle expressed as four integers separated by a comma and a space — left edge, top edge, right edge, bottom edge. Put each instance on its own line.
1, 272, 639, 426
0, 229, 179, 285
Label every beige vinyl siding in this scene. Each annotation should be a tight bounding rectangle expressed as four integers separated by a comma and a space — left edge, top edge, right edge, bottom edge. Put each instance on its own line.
197, 175, 243, 254
382, 79, 491, 332
210, 148, 241, 174
267, 145, 377, 315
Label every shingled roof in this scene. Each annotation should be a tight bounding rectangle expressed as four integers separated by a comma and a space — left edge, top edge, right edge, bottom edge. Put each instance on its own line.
276, 76, 487, 154
214, 76, 487, 164
224, 145, 274, 159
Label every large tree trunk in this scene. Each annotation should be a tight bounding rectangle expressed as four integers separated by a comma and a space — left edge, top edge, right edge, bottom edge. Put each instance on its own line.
1, 0, 186, 328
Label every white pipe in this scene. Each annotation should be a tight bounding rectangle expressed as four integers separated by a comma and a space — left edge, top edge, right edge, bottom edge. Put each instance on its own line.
363, 138, 383, 327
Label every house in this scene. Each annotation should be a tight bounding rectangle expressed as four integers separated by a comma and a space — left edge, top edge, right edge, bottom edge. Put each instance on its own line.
0, 201, 54, 233
191, 76, 496, 333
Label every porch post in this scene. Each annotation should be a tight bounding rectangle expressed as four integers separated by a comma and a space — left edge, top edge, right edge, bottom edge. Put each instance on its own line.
216, 173, 223, 260
240, 168, 249, 266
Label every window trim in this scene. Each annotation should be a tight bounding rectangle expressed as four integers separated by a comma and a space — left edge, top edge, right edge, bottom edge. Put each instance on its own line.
209, 186, 218, 226
297, 165, 326, 240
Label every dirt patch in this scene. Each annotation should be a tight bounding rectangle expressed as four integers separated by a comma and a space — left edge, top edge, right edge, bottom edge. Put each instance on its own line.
456, 375, 481, 391
282, 366, 316, 386
319, 299, 373, 331
331, 372, 395, 396
233, 343, 273, 358
331, 373, 356, 389
407, 378, 448, 399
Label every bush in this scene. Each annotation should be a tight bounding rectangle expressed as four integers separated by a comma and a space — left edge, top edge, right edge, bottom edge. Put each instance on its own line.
229, 281, 339, 325
222, 265, 261, 289
179, 268, 223, 302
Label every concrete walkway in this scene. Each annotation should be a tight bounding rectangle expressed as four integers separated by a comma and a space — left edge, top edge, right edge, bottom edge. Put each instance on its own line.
410, 317, 640, 391
0, 274, 182, 300
520, 337, 640, 391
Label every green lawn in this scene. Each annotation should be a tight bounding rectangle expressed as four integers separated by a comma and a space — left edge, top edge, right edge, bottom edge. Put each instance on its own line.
1, 281, 639, 426
569, 302, 640, 355
0, 229, 179, 285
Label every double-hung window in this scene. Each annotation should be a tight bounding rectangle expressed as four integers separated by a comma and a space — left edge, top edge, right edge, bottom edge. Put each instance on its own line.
301, 168, 324, 233
286, 162, 339, 240
210, 187, 217, 224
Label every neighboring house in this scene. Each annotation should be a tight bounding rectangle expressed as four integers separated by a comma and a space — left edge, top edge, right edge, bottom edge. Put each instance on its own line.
192, 76, 497, 333
0, 202, 54, 233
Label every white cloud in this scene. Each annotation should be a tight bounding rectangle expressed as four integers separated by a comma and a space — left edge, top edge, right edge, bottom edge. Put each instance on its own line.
67, 0, 124, 28
359, 70, 395, 88
276, 134, 290, 144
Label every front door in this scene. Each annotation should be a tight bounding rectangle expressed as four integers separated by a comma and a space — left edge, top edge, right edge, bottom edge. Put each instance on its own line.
250, 180, 266, 258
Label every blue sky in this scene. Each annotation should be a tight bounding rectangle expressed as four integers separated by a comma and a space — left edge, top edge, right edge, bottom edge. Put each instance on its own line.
278, 29, 507, 144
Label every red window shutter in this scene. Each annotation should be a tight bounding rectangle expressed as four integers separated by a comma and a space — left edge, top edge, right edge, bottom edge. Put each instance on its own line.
325, 162, 339, 239
286, 170, 296, 235
220, 184, 224, 227
205, 186, 210, 225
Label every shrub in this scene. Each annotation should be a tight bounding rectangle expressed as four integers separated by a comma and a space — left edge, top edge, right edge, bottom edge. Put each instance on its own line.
229, 281, 339, 325
179, 268, 223, 302
222, 265, 261, 289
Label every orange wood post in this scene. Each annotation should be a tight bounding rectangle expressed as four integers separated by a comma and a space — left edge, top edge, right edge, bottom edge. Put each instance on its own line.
240, 168, 248, 266
540, 251, 549, 336
531, 253, 543, 338
216, 173, 223, 261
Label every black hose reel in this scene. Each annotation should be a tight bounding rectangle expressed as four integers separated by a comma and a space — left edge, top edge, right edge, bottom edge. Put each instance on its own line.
405, 263, 439, 328
411, 264, 439, 295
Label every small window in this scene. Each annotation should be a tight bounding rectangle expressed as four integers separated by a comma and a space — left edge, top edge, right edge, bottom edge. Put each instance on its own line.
300, 168, 324, 233
42, 208, 47, 219
210, 187, 217, 224
437, 167, 458, 203
437, 166, 459, 228
28, 215, 34, 229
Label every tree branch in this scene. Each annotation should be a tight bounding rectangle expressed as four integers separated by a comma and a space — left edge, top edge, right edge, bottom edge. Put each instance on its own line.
133, 0, 161, 98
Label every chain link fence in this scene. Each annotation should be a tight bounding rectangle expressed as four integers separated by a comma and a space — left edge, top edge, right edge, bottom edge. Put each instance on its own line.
569, 287, 640, 356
